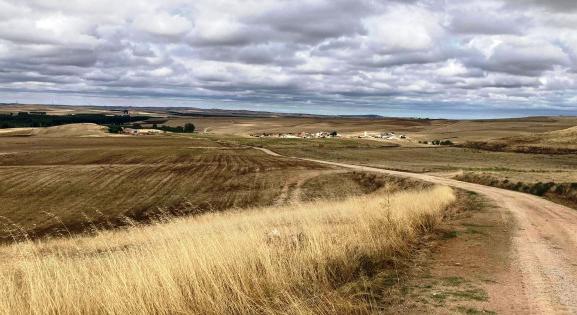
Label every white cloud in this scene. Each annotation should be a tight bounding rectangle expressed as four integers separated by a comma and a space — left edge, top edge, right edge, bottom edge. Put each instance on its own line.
150, 67, 174, 77
133, 12, 192, 38
363, 5, 443, 54
436, 60, 469, 76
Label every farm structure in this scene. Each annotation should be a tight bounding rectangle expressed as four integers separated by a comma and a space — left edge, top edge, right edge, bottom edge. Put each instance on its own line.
122, 128, 165, 136
359, 131, 407, 140
251, 131, 339, 139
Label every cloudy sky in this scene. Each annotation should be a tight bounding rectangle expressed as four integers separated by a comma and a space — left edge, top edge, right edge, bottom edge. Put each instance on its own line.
1, 0, 577, 117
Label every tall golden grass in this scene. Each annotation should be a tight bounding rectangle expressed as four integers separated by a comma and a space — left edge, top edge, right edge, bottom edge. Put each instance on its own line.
0, 185, 455, 314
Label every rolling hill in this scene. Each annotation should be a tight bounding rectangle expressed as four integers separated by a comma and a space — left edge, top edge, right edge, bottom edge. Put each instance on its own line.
464, 125, 577, 154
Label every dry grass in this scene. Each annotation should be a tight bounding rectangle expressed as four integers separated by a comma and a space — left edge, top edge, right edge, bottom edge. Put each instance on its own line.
0, 185, 455, 314
464, 125, 577, 154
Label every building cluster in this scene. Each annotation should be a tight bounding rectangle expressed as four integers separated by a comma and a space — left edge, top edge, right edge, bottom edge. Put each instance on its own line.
359, 131, 407, 140
251, 131, 339, 139
122, 128, 165, 136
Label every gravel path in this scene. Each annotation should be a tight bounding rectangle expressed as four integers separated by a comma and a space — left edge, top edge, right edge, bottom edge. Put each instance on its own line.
255, 148, 577, 314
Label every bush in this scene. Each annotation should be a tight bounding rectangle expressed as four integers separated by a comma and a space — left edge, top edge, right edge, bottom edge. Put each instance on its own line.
108, 125, 123, 134
157, 125, 193, 133
184, 123, 196, 133
431, 140, 453, 146
532, 182, 554, 196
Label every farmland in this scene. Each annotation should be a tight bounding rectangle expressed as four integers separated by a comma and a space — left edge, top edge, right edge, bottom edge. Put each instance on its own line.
463, 125, 577, 154
1, 137, 290, 239
224, 136, 577, 174
224, 130, 577, 211
0, 131, 416, 241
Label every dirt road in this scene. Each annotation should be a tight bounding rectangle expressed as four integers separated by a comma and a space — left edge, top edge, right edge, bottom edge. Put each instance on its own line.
255, 148, 577, 314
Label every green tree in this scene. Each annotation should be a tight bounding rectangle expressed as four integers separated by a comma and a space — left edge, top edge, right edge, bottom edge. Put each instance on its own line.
108, 125, 123, 134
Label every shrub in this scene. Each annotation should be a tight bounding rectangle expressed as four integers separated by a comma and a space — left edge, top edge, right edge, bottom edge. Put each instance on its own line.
184, 123, 196, 133
108, 125, 123, 134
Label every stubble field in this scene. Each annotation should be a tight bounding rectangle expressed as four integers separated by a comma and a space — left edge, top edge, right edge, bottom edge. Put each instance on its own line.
0, 133, 415, 241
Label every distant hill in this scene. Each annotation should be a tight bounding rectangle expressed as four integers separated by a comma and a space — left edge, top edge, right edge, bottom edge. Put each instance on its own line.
463, 126, 577, 154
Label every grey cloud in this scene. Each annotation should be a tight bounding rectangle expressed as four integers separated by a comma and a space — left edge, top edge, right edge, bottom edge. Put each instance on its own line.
469, 40, 570, 76
0, 0, 576, 117
249, 0, 372, 42
448, 10, 530, 35
505, 0, 577, 11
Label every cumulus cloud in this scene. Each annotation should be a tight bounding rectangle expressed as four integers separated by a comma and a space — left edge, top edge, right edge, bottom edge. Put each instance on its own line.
0, 0, 577, 117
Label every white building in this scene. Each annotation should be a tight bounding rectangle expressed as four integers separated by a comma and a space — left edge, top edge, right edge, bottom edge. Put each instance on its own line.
123, 128, 164, 135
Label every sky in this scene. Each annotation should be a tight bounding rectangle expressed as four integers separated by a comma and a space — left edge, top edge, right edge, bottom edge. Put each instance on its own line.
1, 0, 577, 118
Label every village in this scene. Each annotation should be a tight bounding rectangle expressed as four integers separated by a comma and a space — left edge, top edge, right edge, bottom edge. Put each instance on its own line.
358, 131, 407, 140
121, 128, 166, 136
250, 130, 408, 140
250, 131, 339, 139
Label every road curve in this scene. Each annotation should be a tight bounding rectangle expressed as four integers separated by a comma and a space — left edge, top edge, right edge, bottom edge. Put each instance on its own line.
254, 147, 577, 314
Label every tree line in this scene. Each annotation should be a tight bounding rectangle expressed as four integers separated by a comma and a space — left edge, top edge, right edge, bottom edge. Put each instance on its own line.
109, 123, 195, 134
0, 112, 148, 129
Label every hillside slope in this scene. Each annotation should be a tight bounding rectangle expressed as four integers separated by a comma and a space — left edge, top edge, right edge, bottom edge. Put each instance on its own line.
0, 123, 109, 137
34, 123, 110, 137
464, 125, 577, 154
